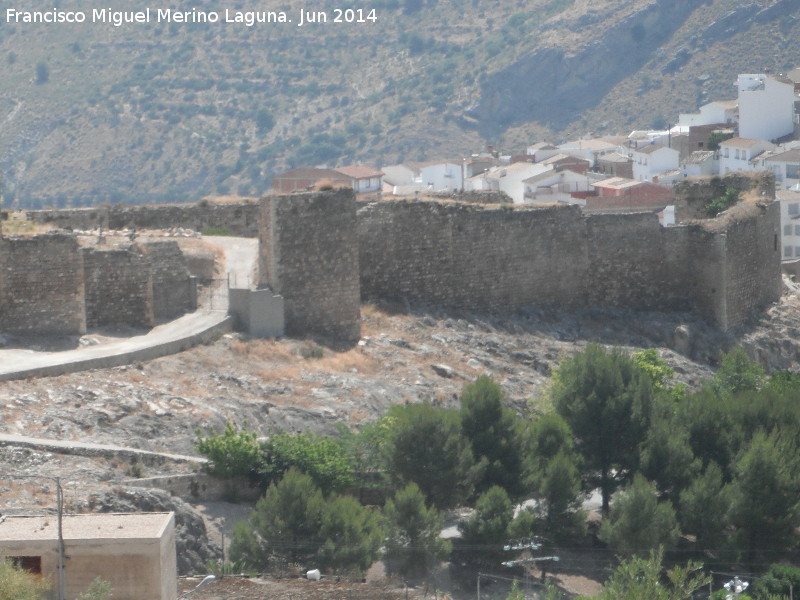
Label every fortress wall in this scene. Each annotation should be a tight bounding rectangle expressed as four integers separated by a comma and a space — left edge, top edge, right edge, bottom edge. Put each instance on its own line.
83, 246, 154, 328
25, 202, 260, 237
673, 172, 775, 221
358, 201, 591, 309
260, 189, 361, 343
720, 201, 782, 329
357, 198, 780, 331
0, 234, 86, 335
138, 240, 197, 320
585, 212, 692, 312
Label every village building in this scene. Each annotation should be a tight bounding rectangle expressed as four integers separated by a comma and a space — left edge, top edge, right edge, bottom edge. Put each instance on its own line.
737, 74, 796, 142
631, 144, 680, 182
0, 512, 177, 600
718, 137, 775, 175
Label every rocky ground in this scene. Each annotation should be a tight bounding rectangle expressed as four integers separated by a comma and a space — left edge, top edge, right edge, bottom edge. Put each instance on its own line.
2, 279, 800, 597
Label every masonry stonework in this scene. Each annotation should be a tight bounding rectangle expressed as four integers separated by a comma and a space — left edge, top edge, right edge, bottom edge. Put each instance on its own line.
25, 201, 260, 237
259, 190, 361, 343
139, 241, 197, 320
358, 197, 781, 331
83, 245, 154, 328
0, 234, 86, 335
673, 172, 775, 221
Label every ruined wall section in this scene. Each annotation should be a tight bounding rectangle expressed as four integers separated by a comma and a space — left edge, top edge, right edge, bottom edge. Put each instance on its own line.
260, 190, 360, 343
25, 202, 260, 237
138, 240, 197, 320
719, 200, 782, 329
673, 172, 775, 222
83, 246, 154, 328
0, 234, 86, 335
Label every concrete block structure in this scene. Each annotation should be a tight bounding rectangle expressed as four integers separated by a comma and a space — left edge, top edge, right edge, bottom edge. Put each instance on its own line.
0, 512, 177, 600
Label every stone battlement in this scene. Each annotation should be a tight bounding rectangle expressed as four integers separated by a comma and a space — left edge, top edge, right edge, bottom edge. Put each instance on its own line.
1, 177, 783, 342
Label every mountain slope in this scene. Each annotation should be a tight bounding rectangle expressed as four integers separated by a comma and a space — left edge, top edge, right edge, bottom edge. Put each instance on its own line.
0, 0, 797, 206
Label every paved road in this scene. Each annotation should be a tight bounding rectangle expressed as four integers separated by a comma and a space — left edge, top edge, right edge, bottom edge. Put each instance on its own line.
0, 236, 258, 381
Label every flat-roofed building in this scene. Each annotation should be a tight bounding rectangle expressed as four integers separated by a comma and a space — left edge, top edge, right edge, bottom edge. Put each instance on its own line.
0, 512, 177, 600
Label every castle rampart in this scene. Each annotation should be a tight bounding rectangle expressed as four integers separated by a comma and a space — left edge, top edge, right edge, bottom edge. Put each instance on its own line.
0, 234, 86, 335
1, 179, 783, 343
259, 190, 361, 343
358, 196, 781, 331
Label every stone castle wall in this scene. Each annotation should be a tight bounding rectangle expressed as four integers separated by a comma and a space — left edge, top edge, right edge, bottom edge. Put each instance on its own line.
1, 181, 783, 341
673, 171, 775, 221
0, 234, 86, 335
83, 246, 154, 328
138, 241, 197, 320
25, 201, 260, 237
358, 197, 781, 330
259, 190, 361, 343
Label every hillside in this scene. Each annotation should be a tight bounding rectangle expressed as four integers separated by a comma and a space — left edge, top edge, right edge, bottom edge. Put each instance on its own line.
0, 0, 799, 206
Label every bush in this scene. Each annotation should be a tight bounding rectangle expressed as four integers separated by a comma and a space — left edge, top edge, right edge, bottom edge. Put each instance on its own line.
195, 421, 261, 479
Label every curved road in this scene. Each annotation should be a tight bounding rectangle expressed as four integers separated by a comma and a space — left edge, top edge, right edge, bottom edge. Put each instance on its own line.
0, 237, 258, 381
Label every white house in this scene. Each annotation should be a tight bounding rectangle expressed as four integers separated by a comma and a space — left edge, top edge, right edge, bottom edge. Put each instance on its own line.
522, 168, 590, 204
476, 162, 545, 204
526, 142, 561, 163
681, 150, 717, 177
737, 74, 796, 141
677, 100, 738, 128
558, 139, 620, 167
383, 160, 463, 192
776, 187, 800, 260
334, 166, 384, 193
631, 144, 680, 182
718, 137, 775, 175
765, 149, 800, 189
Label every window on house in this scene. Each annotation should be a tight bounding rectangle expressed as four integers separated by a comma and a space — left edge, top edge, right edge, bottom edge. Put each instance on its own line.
788, 164, 800, 179
795, 224, 800, 236
785, 246, 794, 257
735, 149, 741, 159
795, 246, 800, 257
790, 203, 800, 215
785, 224, 792, 236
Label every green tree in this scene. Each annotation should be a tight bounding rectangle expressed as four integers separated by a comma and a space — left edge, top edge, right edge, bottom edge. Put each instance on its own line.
318, 495, 382, 575
678, 462, 731, 552
195, 421, 261, 479
712, 347, 764, 397
552, 344, 655, 514
631, 349, 674, 389
531, 450, 585, 539
751, 564, 800, 599
383, 482, 451, 576
258, 431, 354, 495
230, 468, 324, 569
598, 473, 679, 555
0, 560, 50, 600
459, 486, 514, 555
639, 405, 699, 504
577, 547, 710, 600
728, 431, 800, 565
387, 403, 480, 509
460, 376, 524, 497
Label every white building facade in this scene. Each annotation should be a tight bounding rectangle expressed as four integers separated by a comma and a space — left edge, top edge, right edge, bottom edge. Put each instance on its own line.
737, 74, 796, 142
